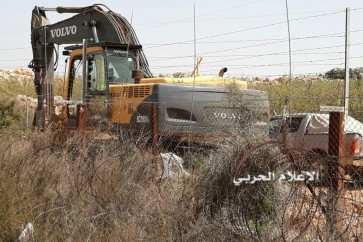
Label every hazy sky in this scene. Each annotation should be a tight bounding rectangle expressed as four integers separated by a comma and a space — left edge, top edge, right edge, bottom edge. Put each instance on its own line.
1, 0, 363, 78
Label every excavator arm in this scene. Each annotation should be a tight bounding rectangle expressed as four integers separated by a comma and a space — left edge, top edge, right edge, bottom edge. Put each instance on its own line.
29, 4, 151, 127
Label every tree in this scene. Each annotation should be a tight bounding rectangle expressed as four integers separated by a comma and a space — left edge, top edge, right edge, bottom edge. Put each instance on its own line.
172, 72, 187, 78
325, 67, 363, 80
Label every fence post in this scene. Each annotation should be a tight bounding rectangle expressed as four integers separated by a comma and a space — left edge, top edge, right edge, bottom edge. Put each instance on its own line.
78, 104, 87, 159
152, 103, 161, 174
327, 111, 346, 237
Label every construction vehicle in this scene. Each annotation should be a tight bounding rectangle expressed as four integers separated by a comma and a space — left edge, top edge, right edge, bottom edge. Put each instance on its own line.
29, 4, 269, 142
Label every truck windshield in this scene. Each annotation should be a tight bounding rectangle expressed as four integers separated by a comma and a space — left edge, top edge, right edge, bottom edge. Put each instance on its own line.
106, 50, 136, 84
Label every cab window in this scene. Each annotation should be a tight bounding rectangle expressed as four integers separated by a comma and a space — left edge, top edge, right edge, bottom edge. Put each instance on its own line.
281, 117, 304, 133
106, 51, 136, 84
68, 57, 83, 100
90, 54, 106, 92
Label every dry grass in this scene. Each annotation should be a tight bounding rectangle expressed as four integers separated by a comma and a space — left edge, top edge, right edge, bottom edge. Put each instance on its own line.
0, 130, 240, 241
0, 129, 362, 241
1, 75, 363, 241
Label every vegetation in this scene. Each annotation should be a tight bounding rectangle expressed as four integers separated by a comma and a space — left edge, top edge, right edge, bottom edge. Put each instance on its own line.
1, 129, 361, 241
0, 130, 275, 241
250, 77, 363, 122
325, 67, 363, 80
0, 97, 20, 128
0, 76, 65, 130
0, 72, 362, 240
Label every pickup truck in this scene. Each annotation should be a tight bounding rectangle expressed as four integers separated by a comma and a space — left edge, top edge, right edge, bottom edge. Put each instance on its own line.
269, 113, 363, 178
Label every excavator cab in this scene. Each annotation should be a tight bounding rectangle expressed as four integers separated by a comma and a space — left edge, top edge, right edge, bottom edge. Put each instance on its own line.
62, 43, 144, 127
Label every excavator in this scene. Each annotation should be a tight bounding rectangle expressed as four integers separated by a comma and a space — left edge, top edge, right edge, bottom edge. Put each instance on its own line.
29, 4, 269, 142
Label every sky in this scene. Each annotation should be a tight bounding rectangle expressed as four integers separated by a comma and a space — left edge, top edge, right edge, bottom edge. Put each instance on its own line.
1, 0, 363, 79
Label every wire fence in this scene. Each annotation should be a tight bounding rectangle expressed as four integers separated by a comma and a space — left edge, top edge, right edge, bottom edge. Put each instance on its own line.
7, 87, 363, 240
8, 95, 363, 240
1, 7, 363, 77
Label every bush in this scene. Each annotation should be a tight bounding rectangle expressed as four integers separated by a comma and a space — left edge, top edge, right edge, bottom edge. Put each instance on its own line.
325, 67, 363, 80
0, 97, 20, 129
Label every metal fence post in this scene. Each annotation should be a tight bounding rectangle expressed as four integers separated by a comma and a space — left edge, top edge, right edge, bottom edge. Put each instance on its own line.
327, 111, 346, 237
152, 103, 161, 175
78, 104, 87, 159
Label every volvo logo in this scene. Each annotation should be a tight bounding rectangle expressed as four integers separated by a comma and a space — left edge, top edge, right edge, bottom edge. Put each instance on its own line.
113, 50, 127, 55
50, 26, 77, 38
213, 112, 242, 120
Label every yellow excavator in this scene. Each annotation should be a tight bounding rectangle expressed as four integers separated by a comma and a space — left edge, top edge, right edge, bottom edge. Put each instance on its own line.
29, 4, 269, 141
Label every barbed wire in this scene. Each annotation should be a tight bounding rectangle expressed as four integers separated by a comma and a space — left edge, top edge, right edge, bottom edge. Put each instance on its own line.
146, 37, 363, 61
2, 27, 358, 54
3, 39, 360, 66
135, 7, 363, 27
134, 0, 267, 30
143, 10, 346, 49
0, 8, 361, 80
0, 26, 360, 55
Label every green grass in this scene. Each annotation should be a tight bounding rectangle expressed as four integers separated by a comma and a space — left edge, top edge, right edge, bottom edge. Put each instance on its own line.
249, 77, 363, 121
0, 76, 65, 130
